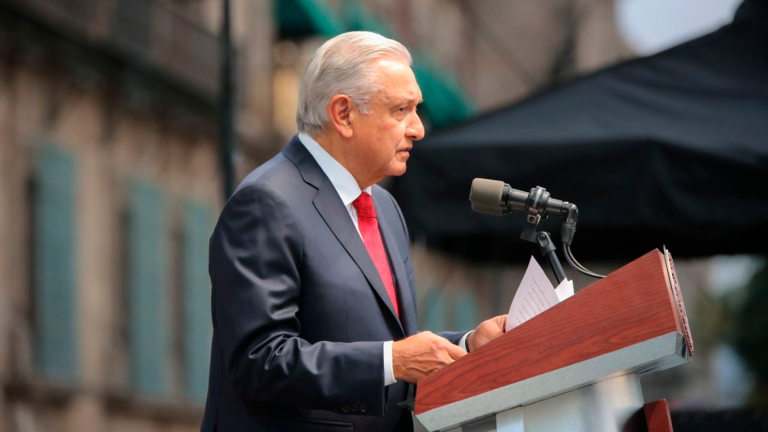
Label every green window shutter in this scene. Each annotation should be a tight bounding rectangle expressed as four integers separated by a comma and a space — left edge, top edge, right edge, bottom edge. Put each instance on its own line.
181, 201, 214, 402
127, 181, 168, 397
420, 288, 447, 332
454, 291, 478, 331
35, 145, 78, 382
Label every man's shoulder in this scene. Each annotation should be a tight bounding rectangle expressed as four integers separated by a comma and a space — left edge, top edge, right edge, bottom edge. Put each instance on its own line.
235, 152, 299, 194
213, 151, 315, 235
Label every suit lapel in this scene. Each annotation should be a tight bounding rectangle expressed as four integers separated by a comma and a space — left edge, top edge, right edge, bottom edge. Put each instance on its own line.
375, 195, 418, 336
284, 137, 405, 335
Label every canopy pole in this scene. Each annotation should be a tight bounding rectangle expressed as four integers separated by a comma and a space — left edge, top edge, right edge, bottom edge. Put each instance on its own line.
219, 0, 234, 199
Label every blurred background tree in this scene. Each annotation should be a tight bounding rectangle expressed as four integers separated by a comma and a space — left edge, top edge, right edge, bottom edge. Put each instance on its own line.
730, 261, 768, 406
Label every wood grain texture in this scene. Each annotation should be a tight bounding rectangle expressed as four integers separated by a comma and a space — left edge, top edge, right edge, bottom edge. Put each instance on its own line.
415, 250, 680, 415
644, 400, 674, 432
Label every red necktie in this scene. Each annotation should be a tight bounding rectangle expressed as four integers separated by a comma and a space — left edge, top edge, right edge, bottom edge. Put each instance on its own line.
353, 192, 400, 318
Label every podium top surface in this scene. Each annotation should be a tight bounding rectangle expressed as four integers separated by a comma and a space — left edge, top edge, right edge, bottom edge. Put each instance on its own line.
415, 249, 692, 419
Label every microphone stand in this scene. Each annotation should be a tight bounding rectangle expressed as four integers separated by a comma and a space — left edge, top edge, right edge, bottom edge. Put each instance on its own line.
520, 214, 567, 284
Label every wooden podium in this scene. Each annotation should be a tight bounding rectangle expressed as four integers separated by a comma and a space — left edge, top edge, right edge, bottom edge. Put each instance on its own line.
414, 249, 693, 432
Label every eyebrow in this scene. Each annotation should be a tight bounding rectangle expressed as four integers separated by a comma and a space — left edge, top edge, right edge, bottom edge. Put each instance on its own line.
393, 97, 424, 106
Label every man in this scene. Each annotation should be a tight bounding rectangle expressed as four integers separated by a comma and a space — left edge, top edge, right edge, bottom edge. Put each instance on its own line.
201, 32, 506, 432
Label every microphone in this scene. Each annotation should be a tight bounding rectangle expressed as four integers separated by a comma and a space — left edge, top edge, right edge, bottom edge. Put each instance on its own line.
469, 178, 570, 218
469, 178, 604, 279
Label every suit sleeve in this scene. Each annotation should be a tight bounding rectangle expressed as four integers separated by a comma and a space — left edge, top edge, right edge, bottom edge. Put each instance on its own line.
209, 183, 386, 415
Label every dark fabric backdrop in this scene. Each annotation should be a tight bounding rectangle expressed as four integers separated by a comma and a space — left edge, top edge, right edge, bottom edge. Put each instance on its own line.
391, 0, 768, 263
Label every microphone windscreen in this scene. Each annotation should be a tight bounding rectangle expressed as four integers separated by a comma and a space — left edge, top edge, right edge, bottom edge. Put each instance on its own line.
469, 178, 505, 209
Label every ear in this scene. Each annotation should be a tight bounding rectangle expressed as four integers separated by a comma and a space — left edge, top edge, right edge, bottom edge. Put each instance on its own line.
327, 94, 354, 139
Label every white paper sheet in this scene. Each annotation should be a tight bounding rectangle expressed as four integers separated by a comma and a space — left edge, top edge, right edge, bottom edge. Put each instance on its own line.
554, 278, 574, 302
505, 257, 574, 332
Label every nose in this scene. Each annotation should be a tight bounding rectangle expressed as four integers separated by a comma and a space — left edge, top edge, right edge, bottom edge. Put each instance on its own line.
406, 111, 425, 141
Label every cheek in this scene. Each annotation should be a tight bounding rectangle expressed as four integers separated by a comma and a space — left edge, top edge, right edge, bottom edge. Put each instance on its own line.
387, 122, 407, 142
367, 119, 406, 161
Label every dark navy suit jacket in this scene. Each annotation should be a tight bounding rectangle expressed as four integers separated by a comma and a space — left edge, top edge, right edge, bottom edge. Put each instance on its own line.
201, 136, 465, 432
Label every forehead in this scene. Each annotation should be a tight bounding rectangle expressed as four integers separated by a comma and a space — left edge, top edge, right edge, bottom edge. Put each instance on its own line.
371, 58, 422, 104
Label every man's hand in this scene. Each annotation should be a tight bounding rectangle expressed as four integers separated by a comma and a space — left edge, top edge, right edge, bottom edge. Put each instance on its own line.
467, 315, 507, 352
392, 331, 467, 384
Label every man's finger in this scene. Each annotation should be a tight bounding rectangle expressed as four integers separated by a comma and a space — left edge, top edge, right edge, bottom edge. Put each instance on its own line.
446, 343, 467, 360
492, 314, 506, 329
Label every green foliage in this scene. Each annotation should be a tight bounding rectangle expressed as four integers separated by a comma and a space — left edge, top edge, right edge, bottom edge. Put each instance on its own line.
730, 261, 768, 406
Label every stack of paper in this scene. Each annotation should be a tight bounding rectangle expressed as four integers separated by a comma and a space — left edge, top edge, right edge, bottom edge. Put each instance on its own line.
505, 257, 574, 332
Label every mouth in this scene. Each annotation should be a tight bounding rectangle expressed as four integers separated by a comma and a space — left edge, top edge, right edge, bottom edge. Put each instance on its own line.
397, 146, 412, 153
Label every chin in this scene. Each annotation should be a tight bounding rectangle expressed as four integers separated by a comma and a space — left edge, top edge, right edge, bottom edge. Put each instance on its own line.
387, 163, 408, 177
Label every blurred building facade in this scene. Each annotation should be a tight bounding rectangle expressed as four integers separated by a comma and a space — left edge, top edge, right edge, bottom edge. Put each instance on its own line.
0, 1, 631, 431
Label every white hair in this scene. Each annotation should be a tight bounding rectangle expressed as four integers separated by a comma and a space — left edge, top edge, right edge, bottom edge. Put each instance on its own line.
296, 31, 413, 136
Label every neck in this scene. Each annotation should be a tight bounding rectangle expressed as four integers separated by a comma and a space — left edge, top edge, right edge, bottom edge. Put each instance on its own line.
312, 131, 377, 189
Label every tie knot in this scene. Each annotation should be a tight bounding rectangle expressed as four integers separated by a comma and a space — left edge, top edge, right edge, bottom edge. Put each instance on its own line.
353, 192, 376, 219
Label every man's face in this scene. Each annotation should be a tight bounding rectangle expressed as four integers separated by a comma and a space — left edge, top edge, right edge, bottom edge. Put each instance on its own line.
349, 58, 425, 186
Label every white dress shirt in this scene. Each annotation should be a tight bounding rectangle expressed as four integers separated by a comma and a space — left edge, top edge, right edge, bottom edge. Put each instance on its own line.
297, 133, 469, 387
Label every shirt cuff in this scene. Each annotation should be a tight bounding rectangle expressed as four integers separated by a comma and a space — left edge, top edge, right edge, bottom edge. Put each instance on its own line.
384, 340, 397, 386
459, 331, 472, 352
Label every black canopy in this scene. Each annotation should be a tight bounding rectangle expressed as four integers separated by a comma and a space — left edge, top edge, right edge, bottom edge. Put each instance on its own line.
391, 0, 768, 263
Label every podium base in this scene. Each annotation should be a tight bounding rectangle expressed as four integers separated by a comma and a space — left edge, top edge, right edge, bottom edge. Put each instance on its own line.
449, 373, 645, 432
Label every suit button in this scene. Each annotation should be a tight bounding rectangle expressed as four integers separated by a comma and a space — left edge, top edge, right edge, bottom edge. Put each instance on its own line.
342, 405, 350, 413
360, 403, 367, 413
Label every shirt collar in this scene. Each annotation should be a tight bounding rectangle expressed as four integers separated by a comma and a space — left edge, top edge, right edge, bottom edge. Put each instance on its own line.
298, 133, 372, 206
